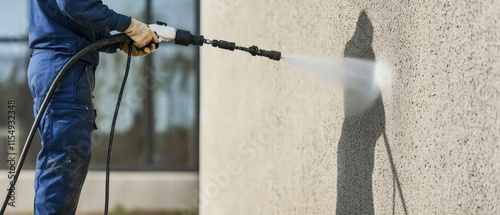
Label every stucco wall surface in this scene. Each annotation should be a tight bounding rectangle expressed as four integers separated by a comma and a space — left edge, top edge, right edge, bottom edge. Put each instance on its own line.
200, 1, 500, 214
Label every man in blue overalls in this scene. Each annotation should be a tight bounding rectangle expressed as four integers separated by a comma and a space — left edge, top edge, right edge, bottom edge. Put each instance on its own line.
27, 0, 158, 214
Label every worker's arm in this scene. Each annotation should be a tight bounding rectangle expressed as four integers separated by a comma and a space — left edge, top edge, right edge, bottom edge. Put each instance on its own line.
56, 0, 131, 32
57, 0, 158, 56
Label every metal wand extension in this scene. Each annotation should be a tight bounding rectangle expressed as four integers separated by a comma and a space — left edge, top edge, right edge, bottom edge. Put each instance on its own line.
204, 39, 281, 61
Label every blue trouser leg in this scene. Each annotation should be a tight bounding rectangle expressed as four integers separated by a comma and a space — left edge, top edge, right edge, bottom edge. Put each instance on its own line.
27, 50, 97, 215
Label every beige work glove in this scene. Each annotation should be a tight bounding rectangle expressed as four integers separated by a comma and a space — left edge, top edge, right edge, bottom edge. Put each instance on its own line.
120, 39, 156, 57
121, 18, 159, 56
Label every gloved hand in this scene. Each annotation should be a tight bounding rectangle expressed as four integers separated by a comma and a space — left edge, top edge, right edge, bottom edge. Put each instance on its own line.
121, 18, 159, 56
120, 39, 156, 57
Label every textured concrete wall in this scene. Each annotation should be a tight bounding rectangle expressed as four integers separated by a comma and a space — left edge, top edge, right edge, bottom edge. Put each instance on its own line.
200, 1, 500, 214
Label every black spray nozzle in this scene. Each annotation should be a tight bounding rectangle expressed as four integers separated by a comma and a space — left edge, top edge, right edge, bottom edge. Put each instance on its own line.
243, 45, 281, 61
175, 29, 205, 46
249, 46, 281, 61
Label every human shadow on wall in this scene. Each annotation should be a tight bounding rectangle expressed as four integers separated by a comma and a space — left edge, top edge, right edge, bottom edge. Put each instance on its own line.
336, 10, 408, 215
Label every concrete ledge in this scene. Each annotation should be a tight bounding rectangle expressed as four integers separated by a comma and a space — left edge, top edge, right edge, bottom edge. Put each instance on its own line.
0, 170, 198, 214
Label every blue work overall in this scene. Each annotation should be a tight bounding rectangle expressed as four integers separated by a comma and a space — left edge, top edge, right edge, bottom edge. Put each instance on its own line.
28, 0, 130, 214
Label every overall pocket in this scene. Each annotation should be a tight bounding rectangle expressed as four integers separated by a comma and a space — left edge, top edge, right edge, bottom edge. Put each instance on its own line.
48, 102, 93, 152
73, 63, 95, 102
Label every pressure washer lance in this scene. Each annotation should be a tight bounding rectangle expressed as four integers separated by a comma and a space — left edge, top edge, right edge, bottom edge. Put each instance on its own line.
149, 21, 281, 61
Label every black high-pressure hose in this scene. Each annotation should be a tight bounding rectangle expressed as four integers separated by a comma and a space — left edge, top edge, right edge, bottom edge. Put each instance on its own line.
104, 40, 133, 215
1, 33, 131, 215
